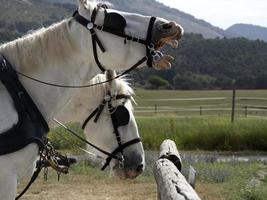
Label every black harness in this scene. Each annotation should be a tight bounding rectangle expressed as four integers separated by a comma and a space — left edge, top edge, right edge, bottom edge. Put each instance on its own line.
73, 4, 158, 72
0, 55, 49, 155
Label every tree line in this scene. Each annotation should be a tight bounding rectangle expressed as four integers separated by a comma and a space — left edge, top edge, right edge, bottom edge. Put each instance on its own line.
132, 34, 267, 90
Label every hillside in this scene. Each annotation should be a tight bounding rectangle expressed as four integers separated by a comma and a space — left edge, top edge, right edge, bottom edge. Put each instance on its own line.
0, 0, 75, 42
226, 24, 267, 42
42, 0, 231, 39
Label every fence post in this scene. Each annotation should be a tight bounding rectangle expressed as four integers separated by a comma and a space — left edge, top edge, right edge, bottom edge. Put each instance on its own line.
154, 140, 201, 200
200, 106, 202, 116
245, 106, 248, 118
231, 89, 236, 123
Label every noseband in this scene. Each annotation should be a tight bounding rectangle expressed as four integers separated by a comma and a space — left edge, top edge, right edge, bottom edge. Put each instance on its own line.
73, 4, 159, 72
81, 92, 141, 171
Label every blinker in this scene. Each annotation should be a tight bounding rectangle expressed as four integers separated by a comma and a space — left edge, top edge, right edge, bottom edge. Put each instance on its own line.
103, 12, 127, 34
111, 105, 130, 128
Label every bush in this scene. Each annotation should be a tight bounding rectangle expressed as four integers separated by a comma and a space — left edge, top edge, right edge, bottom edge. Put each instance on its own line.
148, 75, 170, 89
48, 123, 86, 150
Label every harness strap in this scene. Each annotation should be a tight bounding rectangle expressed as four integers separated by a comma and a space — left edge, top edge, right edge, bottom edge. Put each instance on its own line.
16, 161, 43, 200
0, 55, 49, 132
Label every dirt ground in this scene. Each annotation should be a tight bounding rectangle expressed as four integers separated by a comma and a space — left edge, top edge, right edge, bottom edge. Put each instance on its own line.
18, 172, 222, 200
19, 174, 158, 200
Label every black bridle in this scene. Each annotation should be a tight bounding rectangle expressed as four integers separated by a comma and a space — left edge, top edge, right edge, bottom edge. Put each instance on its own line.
81, 92, 141, 171
73, 3, 159, 72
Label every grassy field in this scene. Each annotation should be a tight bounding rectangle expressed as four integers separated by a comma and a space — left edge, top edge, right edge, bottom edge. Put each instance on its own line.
137, 116, 267, 151
50, 116, 267, 152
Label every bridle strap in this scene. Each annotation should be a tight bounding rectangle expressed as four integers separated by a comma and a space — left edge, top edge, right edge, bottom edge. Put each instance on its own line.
54, 119, 142, 171
82, 93, 131, 129
101, 137, 142, 171
82, 99, 106, 129
80, 92, 141, 171
146, 17, 157, 68
72, 5, 157, 71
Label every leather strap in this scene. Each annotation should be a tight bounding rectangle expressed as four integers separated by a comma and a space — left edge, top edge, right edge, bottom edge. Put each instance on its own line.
146, 17, 157, 68
101, 138, 142, 171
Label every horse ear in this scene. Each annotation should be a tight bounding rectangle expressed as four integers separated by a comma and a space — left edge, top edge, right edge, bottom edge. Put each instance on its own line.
77, 0, 86, 8
106, 70, 117, 82
106, 70, 118, 91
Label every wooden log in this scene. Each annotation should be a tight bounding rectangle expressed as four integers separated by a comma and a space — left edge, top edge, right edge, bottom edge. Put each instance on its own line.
159, 139, 182, 171
154, 139, 201, 200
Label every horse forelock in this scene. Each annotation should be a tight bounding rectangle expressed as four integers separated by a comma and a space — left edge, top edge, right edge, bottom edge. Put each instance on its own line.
89, 73, 135, 109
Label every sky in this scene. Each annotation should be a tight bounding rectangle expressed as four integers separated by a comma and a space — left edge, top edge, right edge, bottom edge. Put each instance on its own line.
156, 0, 267, 29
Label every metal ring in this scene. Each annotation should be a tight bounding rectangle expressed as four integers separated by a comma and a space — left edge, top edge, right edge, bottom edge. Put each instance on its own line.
87, 22, 94, 30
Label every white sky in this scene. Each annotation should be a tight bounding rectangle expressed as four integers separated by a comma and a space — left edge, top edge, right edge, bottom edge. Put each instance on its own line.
156, 0, 267, 29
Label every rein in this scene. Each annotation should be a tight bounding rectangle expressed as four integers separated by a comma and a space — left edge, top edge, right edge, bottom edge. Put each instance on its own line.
15, 57, 147, 89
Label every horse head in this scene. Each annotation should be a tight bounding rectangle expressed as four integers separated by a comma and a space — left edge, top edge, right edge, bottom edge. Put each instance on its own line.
82, 70, 144, 179
74, 0, 183, 71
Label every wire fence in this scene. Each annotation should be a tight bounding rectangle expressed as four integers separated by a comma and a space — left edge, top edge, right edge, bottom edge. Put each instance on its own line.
134, 90, 267, 120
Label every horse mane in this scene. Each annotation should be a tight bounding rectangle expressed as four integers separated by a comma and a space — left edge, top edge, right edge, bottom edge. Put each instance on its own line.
0, 19, 76, 72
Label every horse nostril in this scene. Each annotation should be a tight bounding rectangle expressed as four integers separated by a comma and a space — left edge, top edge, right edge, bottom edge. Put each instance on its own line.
136, 164, 144, 173
163, 23, 172, 29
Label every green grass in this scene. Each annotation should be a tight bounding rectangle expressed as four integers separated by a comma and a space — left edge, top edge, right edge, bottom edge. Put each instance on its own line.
137, 116, 267, 151
192, 162, 267, 200
48, 116, 267, 152
49, 122, 86, 152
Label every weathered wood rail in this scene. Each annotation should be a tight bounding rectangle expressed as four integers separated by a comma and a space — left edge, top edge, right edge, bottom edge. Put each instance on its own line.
153, 140, 201, 200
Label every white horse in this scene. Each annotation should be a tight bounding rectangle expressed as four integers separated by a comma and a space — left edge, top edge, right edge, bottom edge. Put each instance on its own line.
61, 70, 144, 179
0, 0, 183, 199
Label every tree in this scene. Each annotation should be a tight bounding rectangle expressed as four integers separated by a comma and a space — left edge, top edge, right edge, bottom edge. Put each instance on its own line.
148, 75, 170, 89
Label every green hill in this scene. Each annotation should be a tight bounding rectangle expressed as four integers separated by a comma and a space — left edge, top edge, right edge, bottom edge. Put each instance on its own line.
226, 24, 267, 42
0, 0, 75, 42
